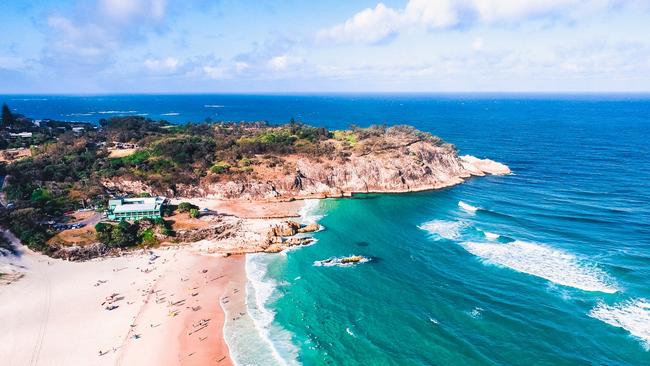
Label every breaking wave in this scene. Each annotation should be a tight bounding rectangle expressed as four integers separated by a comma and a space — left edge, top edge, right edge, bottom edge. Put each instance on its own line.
97, 110, 137, 114
418, 220, 465, 241
460, 240, 618, 293
458, 201, 478, 213
298, 199, 324, 225
161, 112, 180, 116
204, 104, 225, 108
483, 232, 500, 241
65, 112, 94, 116
244, 255, 300, 365
589, 299, 650, 350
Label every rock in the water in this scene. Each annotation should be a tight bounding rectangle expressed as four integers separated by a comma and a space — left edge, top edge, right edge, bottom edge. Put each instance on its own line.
298, 223, 320, 233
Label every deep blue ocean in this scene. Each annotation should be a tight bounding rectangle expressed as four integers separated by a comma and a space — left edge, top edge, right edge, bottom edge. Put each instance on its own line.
3, 94, 650, 365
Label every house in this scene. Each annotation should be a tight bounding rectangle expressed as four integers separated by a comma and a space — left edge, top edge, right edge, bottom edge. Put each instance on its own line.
8, 132, 33, 139
107, 196, 165, 221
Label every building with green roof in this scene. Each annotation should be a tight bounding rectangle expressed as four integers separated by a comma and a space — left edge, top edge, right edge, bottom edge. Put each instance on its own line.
107, 196, 165, 221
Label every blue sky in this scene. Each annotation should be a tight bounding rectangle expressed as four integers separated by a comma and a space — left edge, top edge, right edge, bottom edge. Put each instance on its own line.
1, 0, 649, 93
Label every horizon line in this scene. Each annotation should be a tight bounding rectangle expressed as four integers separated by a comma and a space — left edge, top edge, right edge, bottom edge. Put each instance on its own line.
2, 91, 650, 97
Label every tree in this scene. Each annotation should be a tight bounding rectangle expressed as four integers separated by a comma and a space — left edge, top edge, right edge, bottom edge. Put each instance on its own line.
188, 208, 200, 218
95, 221, 138, 248
111, 221, 138, 248
2, 103, 14, 129
177, 202, 198, 213
95, 223, 113, 244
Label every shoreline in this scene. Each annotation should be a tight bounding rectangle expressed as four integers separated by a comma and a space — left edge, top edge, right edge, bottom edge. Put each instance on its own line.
0, 230, 244, 366
0, 159, 508, 365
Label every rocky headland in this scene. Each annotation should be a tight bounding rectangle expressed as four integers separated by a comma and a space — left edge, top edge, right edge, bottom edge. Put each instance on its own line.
103, 126, 510, 201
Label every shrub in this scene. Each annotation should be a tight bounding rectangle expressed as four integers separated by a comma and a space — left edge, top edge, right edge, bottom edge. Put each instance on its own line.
188, 208, 200, 219
210, 162, 231, 174
177, 202, 198, 213
94, 221, 139, 248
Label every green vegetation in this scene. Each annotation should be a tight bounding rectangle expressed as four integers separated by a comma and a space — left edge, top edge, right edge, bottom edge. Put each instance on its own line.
1, 208, 52, 253
95, 218, 172, 248
95, 221, 138, 248
1, 103, 13, 128
188, 208, 200, 219
174, 201, 200, 219
177, 202, 199, 213
0, 232, 15, 255
210, 161, 231, 174
333, 130, 358, 146
0, 105, 451, 255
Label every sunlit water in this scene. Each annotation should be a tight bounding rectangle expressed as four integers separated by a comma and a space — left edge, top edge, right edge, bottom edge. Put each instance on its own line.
4, 94, 650, 364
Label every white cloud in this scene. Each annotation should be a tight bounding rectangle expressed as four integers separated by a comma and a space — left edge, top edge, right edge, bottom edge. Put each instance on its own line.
318, 0, 633, 44
235, 62, 250, 73
99, 0, 166, 22
39, 0, 171, 72
471, 37, 484, 51
316, 3, 401, 44
144, 57, 181, 73
268, 55, 304, 71
0, 56, 26, 70
203, 65, 229, 80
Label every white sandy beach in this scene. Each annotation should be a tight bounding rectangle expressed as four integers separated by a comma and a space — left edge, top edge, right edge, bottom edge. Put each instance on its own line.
0, 230, 240, 366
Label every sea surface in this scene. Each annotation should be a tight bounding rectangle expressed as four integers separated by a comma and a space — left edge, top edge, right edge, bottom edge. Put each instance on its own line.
3, 94, 650, 365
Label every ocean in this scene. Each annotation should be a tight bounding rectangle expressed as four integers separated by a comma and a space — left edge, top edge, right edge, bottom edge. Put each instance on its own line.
3, 94, 650, 365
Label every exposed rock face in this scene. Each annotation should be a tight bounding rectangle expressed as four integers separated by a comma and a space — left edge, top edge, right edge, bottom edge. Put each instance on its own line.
268, 221, 302, 238
104, 130, 510, 200
459, 155, 511, 176
51, 243, 109, 261
175, 224, 236, 243
298, 223, 320, 233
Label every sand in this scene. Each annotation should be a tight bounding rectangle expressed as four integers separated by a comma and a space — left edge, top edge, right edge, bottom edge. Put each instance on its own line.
173, 197, 303, 219
0, 230, 241, 366
0, 198, 311, 365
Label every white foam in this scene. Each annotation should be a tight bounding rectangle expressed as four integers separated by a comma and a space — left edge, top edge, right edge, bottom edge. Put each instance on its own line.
298, 199, 324, 226
460, 240, 618, 293
244, 254, 300, 366
97, 110, 137, 114
589, 299, 650, 350
458, 201, 478, 213
418, 220, 465, 240
66, 112, 94, 116
483, 232, 500, 241
346, 327, 355, 337
161, 112, 180, 116
204, 104, 225, 108
468, 307, 484, 318
313, 256, 370, 267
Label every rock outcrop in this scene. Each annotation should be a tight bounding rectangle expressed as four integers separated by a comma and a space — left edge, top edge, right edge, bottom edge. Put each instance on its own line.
104, 128, 510, 200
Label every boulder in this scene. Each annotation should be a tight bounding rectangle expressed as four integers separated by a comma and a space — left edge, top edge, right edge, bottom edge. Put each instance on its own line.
298, 223, 320, 233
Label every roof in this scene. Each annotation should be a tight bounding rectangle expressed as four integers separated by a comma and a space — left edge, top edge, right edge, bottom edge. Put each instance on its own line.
113, 203, 160, 213
110, 196, 165, 213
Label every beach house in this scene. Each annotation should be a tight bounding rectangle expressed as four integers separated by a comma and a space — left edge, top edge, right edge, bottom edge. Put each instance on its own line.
107, 196, 165, 221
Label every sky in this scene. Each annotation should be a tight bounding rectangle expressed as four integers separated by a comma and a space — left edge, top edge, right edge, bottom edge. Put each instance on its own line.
1, 0, 649, 93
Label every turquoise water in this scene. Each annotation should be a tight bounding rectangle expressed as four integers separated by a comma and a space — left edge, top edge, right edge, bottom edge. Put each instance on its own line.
3, 94, 650, 364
